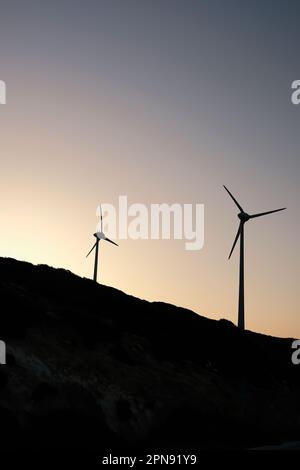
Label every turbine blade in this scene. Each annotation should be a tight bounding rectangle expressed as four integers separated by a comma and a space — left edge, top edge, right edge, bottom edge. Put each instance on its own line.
228, 223, 242, 259
249, 208, 286, 219
100, 204, 103, 232
105, 237, 119, 247
223, 185, 244, 212
86, 241, 97, 258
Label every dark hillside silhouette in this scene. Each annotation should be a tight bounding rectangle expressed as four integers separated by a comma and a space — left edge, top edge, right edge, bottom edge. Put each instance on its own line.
0, 257, 299, 450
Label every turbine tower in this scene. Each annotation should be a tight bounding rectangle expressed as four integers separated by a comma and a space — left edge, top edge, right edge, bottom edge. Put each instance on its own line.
86, 205, 118, 283
224, 185, 286, 330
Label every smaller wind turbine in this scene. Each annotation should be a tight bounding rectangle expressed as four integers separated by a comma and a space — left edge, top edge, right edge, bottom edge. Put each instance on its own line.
224, 185, 286, 330
86, 205, 118, 283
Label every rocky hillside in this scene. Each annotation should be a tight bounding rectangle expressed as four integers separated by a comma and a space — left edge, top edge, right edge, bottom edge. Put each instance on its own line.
0, 257, 299, 450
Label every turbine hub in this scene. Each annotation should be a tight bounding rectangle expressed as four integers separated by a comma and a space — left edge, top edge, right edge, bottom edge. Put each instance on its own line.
238, 212, 250, 222
94, 232, 105, 240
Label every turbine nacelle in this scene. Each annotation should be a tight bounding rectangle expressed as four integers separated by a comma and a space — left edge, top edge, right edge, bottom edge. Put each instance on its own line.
94, 232, 106, 240
238, 212, 250, 223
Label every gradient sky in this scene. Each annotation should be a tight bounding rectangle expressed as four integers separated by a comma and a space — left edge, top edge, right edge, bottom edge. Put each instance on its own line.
0, 0, 299, 338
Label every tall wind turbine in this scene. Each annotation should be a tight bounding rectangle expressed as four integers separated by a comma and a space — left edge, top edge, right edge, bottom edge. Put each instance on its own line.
86, 205, 118, 283
224, 185, 286, 330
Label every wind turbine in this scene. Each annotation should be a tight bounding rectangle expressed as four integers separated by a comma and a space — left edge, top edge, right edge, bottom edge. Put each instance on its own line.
86, 205, 118, 283
224, 185, 286, 330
